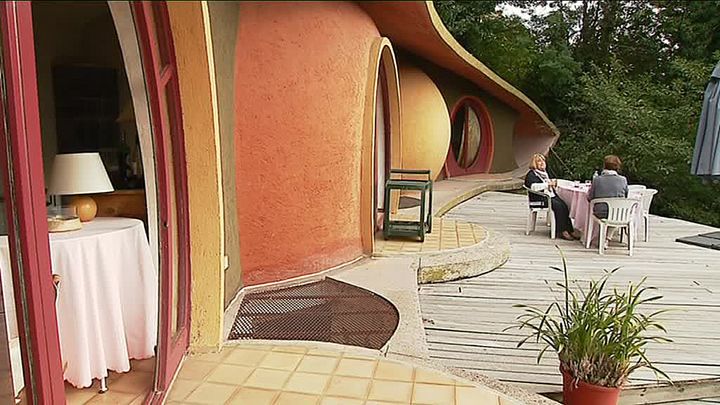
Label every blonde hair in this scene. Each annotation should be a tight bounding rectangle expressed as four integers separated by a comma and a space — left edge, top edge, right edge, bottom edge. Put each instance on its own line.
528, 153, 546, 170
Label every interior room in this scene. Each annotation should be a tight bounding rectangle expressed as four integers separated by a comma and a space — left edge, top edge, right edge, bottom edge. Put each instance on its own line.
0, 2, 158, 403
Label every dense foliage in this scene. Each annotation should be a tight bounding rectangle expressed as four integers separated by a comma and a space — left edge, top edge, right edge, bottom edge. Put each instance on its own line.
511, 249, 671, 387
436, 0, 720, 226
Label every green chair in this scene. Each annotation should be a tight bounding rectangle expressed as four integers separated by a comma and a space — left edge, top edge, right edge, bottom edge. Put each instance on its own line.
383, 169, 433, 242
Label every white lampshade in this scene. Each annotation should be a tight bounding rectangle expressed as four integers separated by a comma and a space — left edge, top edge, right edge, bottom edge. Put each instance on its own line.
47, 153, 114, 195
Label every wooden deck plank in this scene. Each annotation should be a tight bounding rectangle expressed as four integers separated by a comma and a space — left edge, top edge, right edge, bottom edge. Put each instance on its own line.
420, 191, 720, 395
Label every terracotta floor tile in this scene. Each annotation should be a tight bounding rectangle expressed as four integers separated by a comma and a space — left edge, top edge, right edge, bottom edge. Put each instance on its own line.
307, 348, 343, 358
297, 355, 339, 374
235, 343, 273, 351
258, 351, 303, 371
412, 383, 454, 404
206, 364, 253, 385
190, 349, 231, 364
128, 394, 147, 405
224, 348, 269, 367
324, 375, 370, 399
364, 401, 404, 405
130, 358, 156, 372
374, 360, 414, 382
414, 368, 456, 386
274, 391, 320, 405
65, 384, 98, 405
454, 378, 476, 388
167, 379, 202, 401
176, 359, 217, 381
284, 372, 330, 394
319, 396, 364, 405
227, 387, 277, 405
242, 368, 291, 390
334, 358, 376, 378
183, 382, 237, 404
110, 371, 153, 394
271, 345, 309, 354
367, 380, 412, 402
85, 391, 140, 405
455, 386, 500, 405
342, 351, 378, 360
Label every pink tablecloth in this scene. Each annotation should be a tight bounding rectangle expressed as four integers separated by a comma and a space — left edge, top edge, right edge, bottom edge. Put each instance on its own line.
556, 184, 642, 245
0, 217, 158, 388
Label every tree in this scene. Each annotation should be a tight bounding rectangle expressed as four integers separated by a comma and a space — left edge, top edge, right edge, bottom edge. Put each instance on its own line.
436, 0, 720, 226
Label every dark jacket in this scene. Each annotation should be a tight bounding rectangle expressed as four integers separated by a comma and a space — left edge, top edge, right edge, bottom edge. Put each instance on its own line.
524, 170, 550, 208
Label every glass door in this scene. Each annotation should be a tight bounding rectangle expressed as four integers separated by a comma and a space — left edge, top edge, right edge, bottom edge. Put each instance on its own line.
0, 2, 66, 403
132, 2, 191, 401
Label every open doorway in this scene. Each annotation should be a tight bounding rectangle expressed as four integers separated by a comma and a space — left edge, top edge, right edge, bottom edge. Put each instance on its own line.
374, 66, 391, 231
1, 1, 190, 402
1, 1, 157, 402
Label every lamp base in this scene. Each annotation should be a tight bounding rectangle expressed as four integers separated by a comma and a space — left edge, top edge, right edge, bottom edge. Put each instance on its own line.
70, 196, 98, 222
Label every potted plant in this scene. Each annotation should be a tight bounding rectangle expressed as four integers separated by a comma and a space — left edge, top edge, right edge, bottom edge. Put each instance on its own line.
510, 248, 671, 405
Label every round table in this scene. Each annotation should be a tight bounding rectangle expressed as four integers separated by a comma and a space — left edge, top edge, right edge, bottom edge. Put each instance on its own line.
556, 184, 643, 245
0, 217, 157, 388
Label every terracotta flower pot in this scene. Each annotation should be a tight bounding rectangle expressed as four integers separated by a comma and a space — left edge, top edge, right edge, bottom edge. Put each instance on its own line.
561, 368, 621, 405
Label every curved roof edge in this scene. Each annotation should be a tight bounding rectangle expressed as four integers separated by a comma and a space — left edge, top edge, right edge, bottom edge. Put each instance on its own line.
425, 2, 558, 137
359, 1, 559, 139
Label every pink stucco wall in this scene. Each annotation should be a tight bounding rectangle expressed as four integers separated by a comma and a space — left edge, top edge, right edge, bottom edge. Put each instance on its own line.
234, 2, 380, 286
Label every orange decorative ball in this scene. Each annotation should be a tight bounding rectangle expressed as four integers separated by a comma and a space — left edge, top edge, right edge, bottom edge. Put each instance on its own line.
70, 196, 98, 222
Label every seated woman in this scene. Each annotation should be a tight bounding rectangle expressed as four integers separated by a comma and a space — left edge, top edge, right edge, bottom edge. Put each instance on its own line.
586, 155, 629, 218
524, 153, 578, 240
587, 155, 629, 245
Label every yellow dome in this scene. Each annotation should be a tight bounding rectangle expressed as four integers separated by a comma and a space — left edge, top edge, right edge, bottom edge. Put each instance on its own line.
398, 65, 451, 180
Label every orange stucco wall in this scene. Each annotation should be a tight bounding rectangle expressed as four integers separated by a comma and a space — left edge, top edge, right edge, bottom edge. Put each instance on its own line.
234, 2, 380, 286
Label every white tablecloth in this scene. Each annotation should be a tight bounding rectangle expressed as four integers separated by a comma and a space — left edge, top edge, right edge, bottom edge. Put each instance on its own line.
556, 184, 642, 244
0, 217, 157, 388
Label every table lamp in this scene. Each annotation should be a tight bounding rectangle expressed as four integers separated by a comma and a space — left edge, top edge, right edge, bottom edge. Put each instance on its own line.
47, 153, 114, 223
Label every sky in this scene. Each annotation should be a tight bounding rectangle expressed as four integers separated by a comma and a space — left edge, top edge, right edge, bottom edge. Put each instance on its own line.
499, 3, 556, 22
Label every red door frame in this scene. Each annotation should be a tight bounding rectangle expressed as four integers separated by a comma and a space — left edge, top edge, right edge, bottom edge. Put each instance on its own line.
444, 96, 495, 177
0, 2, 66, 403
132, 2, 191, 402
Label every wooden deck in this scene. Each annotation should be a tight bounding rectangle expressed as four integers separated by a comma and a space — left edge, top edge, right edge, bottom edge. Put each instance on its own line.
419, 191, 720, 395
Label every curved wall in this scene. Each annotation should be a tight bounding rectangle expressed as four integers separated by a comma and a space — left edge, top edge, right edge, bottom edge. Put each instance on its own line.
398, 64, 450, 180
399, 52, 519, 174
234, 2, 380, 286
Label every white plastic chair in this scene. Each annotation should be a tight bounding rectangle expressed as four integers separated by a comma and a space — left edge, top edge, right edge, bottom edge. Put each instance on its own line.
639, 188, 658, 242
628, 184, 646, 192
585, 198, 640, 255
524, 186, 556, 239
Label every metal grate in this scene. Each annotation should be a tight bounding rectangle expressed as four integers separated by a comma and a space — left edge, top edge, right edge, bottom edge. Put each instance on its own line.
228, 278, 399, 350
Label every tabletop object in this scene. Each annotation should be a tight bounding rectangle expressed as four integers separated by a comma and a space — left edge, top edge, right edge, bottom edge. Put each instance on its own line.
47, 153, 114, 222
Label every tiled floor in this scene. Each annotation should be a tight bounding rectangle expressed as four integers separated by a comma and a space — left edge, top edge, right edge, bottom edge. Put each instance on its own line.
375, 218, 487, 254
167, 342, 514, 404
64, 358, 155, 405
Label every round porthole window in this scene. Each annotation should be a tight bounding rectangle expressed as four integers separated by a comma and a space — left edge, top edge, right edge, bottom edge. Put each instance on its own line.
447, 97, 494, 174
451, 103, 484, 168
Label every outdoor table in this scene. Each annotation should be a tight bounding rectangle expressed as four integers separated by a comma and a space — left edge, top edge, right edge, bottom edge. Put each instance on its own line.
383, 169, 433, 242
556, 182, 643, 245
